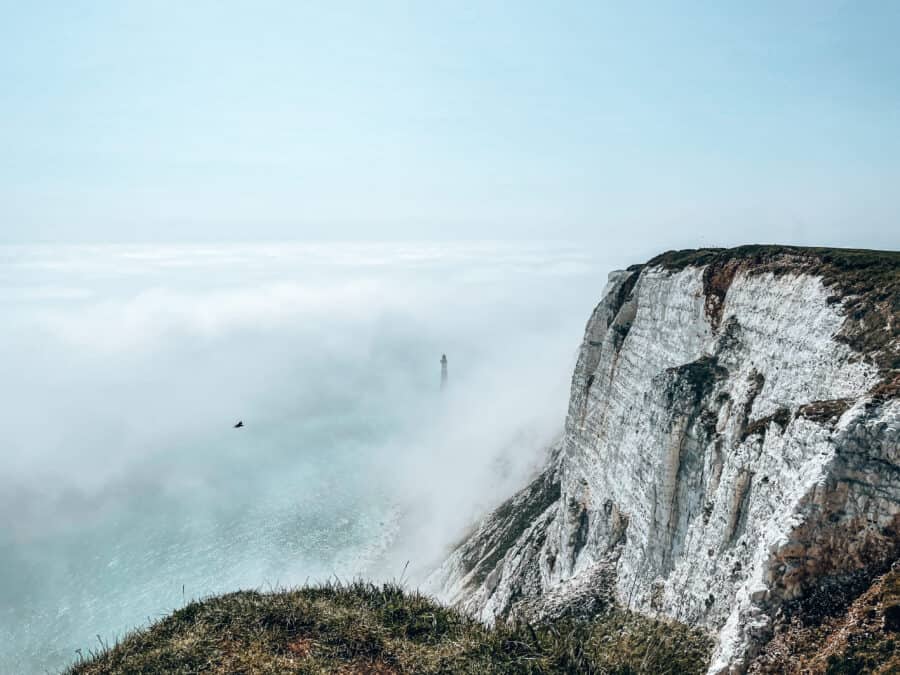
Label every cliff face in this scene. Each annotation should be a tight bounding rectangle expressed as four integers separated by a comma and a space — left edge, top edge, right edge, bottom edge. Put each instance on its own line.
428, 246, 900, 673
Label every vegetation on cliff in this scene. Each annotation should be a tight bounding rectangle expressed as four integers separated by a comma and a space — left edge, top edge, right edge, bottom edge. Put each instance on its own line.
66, 582, 712, 674
751, 564, 900, 674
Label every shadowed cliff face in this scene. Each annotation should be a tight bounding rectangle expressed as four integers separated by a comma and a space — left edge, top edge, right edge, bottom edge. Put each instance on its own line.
429, 246, 900, 674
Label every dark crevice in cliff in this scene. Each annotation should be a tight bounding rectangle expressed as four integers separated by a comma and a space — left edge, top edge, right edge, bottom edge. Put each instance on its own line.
740, 407, 791, 442
605, 501, 629, 552
665, 355, 729, 409
568, 498, 590, 570
604, 270, 640, 359
604, 270, 641, 361
739, 369, 765, 433
577, 271, 636, 383
659, 355, 729, 571
726, 470, 754, 543
704, 436, 726, 526
610, 321, 633, 354
576, 269, 641, 424
611, 266, 642, 317
795, 398, 853, 425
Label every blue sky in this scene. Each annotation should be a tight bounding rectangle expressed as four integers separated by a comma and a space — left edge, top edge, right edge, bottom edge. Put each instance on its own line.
1, 1, 898, 250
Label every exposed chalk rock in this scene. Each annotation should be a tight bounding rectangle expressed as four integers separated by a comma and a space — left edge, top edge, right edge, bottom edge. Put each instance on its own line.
427, 246, 900, 674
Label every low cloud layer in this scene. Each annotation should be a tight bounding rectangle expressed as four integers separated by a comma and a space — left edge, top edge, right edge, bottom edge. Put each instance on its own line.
0, 242, 613, 671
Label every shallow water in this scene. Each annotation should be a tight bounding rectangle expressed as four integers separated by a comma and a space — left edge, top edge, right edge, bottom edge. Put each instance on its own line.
0, 242, 609, 672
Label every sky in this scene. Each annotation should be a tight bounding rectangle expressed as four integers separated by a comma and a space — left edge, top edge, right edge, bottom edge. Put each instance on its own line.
1, 1, 899, 251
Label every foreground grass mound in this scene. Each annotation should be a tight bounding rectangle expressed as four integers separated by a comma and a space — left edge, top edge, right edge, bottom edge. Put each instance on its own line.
67, 582, 711, 674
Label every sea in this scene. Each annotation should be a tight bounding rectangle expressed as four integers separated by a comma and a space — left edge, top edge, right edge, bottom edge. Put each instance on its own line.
0, 242, 611, 672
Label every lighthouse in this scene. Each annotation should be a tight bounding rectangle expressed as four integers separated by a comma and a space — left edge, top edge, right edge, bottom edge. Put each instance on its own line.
440, 354, 448, 389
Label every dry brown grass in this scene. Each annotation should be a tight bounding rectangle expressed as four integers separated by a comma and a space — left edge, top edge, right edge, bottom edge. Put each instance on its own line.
65, 581, 713, 674
751, 565, 900, 674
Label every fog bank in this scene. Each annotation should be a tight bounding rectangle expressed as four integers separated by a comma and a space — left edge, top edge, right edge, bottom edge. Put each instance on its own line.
0, 242, 612, 672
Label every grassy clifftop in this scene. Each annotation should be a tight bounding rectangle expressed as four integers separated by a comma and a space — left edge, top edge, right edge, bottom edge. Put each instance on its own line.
644, 244, 900, 272
66, 582, 712, 674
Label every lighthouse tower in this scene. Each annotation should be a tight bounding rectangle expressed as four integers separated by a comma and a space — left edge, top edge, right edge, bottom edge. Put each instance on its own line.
440, 354, 448, 390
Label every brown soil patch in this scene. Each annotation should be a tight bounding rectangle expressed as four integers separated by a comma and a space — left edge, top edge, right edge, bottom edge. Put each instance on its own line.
336, 659, 399, 674
286, 636, 316, 657
751, 564, 900, 673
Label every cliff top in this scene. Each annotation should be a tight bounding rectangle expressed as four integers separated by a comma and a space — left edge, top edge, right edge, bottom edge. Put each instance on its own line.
641, 244, 900, 398
645, 244, 900, 273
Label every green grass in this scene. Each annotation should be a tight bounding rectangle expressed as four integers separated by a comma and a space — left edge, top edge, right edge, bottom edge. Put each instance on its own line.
65, 582, 712, 674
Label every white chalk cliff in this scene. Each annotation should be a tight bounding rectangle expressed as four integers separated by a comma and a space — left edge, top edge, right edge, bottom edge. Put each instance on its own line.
428, 247, 900, 673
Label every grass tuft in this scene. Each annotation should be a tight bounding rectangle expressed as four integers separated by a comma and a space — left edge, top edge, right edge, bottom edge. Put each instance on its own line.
65, 581, 712, 674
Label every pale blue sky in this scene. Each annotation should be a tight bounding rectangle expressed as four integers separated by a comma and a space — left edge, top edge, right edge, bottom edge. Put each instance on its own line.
2, 1, 898, 250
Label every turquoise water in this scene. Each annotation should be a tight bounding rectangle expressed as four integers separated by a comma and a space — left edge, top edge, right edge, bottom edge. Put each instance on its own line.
2, 412, 400, 672
0, 243, 609, 672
